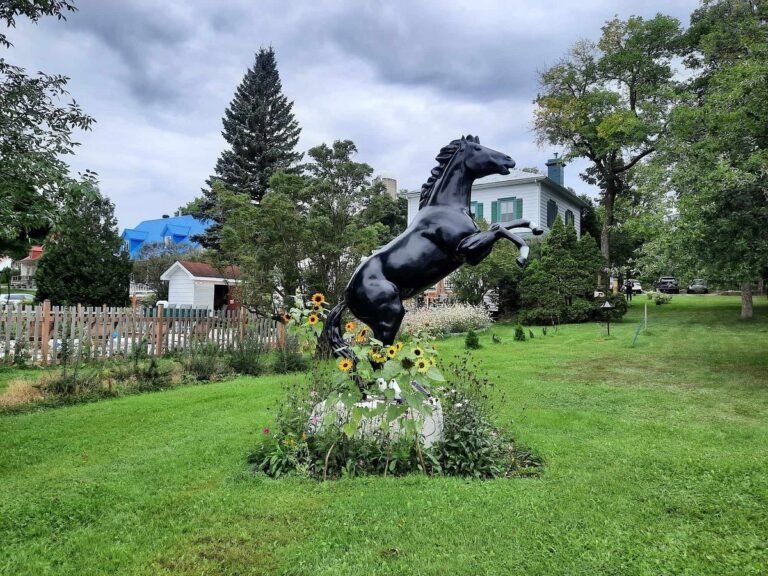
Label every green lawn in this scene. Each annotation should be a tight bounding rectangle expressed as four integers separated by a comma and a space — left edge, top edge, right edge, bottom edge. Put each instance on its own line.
1, 296, 766, 575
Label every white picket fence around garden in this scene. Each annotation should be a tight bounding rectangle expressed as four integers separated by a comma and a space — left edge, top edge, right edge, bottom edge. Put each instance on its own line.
0, 302, 282, 365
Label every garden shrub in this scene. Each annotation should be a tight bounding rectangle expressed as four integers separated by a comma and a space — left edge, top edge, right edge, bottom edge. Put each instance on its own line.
464, 329, 481, 349
0, 380, 43, 408
596, 293, 628, 321
228, 327, 266, 375
401, 303, 492, 336
182, 342, 230, 381
271, 336, 309, 374
514, 325, 526, 341
648, 291, 672, 305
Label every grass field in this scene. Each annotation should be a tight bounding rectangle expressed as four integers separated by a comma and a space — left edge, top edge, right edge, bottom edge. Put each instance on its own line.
1, 296, 766, 575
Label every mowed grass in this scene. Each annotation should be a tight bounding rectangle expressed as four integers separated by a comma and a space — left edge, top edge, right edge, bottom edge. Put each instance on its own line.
1, 296, 766, 575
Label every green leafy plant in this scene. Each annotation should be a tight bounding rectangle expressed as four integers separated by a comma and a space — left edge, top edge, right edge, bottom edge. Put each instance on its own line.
465, 329, 481, 350
182, 342, 230, 382
514, 325, 526, 341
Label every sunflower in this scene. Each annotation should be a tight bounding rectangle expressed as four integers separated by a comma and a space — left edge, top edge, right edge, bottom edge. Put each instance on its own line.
307, 314, 320, 326
396, 341, 404, 351
368, 349, 386, 363
337, 358, 353, 372
416, 358, 430, 373
312, 304, 321, 311
428, 356, 437, 366
345, 321, 356, 332
355, 328, 369, 343
412, 347, 424, 357
386, 345, 398, 359
281, 313, 292, 323
311, 293, 325, 305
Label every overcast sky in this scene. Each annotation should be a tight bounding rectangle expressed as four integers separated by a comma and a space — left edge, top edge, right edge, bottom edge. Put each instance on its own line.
7, 0, 700, 230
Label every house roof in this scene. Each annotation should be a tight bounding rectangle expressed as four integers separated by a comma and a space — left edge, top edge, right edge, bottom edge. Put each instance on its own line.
160, 260, 241, 282
18, 245, 43, 263
179, 260, 240, 279
121, 215, 212, 259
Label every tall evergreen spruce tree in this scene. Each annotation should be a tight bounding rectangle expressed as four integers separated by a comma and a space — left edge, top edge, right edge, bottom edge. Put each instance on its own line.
200, 47, 301, 248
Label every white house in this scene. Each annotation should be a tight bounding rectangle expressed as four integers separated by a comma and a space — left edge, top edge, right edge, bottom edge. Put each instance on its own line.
406, 155, 587, 236
160, 260, 241, 312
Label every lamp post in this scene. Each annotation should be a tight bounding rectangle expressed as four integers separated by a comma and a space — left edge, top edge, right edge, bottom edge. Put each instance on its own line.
601, 300, 615, 336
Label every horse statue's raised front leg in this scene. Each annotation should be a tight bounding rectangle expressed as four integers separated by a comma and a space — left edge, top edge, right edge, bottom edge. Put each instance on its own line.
456, 221, 543, 267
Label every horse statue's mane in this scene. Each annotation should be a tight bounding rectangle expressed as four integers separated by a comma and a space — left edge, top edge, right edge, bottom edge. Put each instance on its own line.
418, 135, 480, 210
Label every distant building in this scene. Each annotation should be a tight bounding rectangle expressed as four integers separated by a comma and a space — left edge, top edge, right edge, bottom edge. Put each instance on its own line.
405, 155, 587, 237
121, 215, 212, 260
160, 260, 241, 312
13, 246, 43, 288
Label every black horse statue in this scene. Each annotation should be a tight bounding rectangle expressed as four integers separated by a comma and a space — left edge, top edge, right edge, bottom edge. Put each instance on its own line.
324, 135, 542, 385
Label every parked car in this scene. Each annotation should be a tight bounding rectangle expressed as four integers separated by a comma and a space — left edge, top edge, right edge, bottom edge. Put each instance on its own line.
687, 278, 708, 294
628, 279, 643, 294
0, 293, 33, 308
655, 276, 679, 294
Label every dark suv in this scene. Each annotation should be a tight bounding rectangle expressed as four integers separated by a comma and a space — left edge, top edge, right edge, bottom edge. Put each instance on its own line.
656, 276, 679, 294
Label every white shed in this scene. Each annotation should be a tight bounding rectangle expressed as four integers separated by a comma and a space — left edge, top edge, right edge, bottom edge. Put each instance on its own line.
160, 260, 241, 312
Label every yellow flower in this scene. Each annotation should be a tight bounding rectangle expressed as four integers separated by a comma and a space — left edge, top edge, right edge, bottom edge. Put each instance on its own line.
416, 359, 429, 373
368, 349, 386, 363
396, 341, 404, 351
311, 293, 325, 305
307, 314, 320, 326
281, 313, 292, 323
386, 345, 398, 359
356, 328, 369, 343
345, 321, 356, 332
428, 356, 436, 366
312, 304, 321, 311
338, 358, 353, 372
412, 347, 424, 357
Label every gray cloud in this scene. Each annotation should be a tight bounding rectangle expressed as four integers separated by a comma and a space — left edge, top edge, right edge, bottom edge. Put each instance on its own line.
4, 0, 700, 229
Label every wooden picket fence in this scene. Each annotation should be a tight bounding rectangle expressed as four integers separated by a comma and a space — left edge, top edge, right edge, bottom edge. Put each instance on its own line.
0, 302, 282, 365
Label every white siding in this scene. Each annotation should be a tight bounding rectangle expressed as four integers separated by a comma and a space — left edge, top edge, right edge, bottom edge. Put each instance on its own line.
539, 184, 582, 237
471, 180, 540, 227
167, 269, 194, 305
406, 194, 420, 224
193, 282, 215, 309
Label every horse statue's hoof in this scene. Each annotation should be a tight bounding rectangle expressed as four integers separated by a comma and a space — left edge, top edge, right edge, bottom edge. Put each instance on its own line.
516, 256, 528, 268
532, 227, 544, 236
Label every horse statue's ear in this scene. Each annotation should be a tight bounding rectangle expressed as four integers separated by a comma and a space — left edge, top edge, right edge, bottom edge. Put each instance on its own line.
465, 134, 473, 142
474, 136, 480, 144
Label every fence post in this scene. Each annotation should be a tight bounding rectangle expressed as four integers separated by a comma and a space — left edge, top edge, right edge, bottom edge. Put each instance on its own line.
41, 299, 51, 365
277, 321, 286, 350
155, 304, 164, 356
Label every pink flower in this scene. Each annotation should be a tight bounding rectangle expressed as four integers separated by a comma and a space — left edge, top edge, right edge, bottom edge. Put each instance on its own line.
263, 427, 270, 435
310, 415, 318, 425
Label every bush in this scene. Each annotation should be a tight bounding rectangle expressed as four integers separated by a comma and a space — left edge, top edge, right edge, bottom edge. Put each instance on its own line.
228, 328, 266, 376
464, 329, 481, 350
648, 291, 672, 305
0, 380, 43, 408
514, 325, 526, 341
595, 293, 628, 321
271, 337, 309, 374
401, 303, 492, 337
563, 298, 595, 323
182, 342, 230, 381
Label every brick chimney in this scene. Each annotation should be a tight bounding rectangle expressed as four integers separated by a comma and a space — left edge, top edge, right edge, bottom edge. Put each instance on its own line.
545, 153, 565, 187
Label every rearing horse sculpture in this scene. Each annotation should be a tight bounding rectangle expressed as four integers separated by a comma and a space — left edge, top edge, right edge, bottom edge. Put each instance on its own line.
324, 135, 543, 386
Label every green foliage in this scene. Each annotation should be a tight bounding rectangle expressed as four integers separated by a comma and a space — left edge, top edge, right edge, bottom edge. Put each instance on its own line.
227, 328, 266, 376
0, 2, 94, 253
513, 325, 526, 341
464, 329, 481, 350
271, 338, 310, 374
199, 47, 302, 249
34, 183, 131, 306
182, 342, 230, 382
648, 291, 672, 305
533, 14, 682, 262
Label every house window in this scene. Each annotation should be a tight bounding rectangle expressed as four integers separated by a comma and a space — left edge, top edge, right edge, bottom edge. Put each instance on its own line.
470, 201, 484, 222
565, 209, 575, 227
491, 197, 522, 224
547, 199, 558, 227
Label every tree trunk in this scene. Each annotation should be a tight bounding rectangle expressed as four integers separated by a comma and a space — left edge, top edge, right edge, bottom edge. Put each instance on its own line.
741, 281, 753, 320
600, 184, 616, 265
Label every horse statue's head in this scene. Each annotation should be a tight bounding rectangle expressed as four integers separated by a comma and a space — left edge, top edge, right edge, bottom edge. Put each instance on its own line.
460, 135, 516, 179
418, 135, 517, 210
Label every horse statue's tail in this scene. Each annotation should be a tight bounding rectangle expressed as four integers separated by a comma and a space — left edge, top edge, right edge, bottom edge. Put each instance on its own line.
323, 301, 366, 396
324, 300, 349, 359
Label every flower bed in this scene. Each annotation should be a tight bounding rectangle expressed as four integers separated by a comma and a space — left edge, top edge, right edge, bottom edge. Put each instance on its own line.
401, 303, 492, 337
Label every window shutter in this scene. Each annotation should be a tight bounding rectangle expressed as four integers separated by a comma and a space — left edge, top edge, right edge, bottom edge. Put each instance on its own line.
475, 202, 484, 222
491, 201, 499, 223
514, 198, 523, 220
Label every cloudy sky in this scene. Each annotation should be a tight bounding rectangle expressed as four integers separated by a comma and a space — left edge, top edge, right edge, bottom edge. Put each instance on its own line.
7, 0, 700, 230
